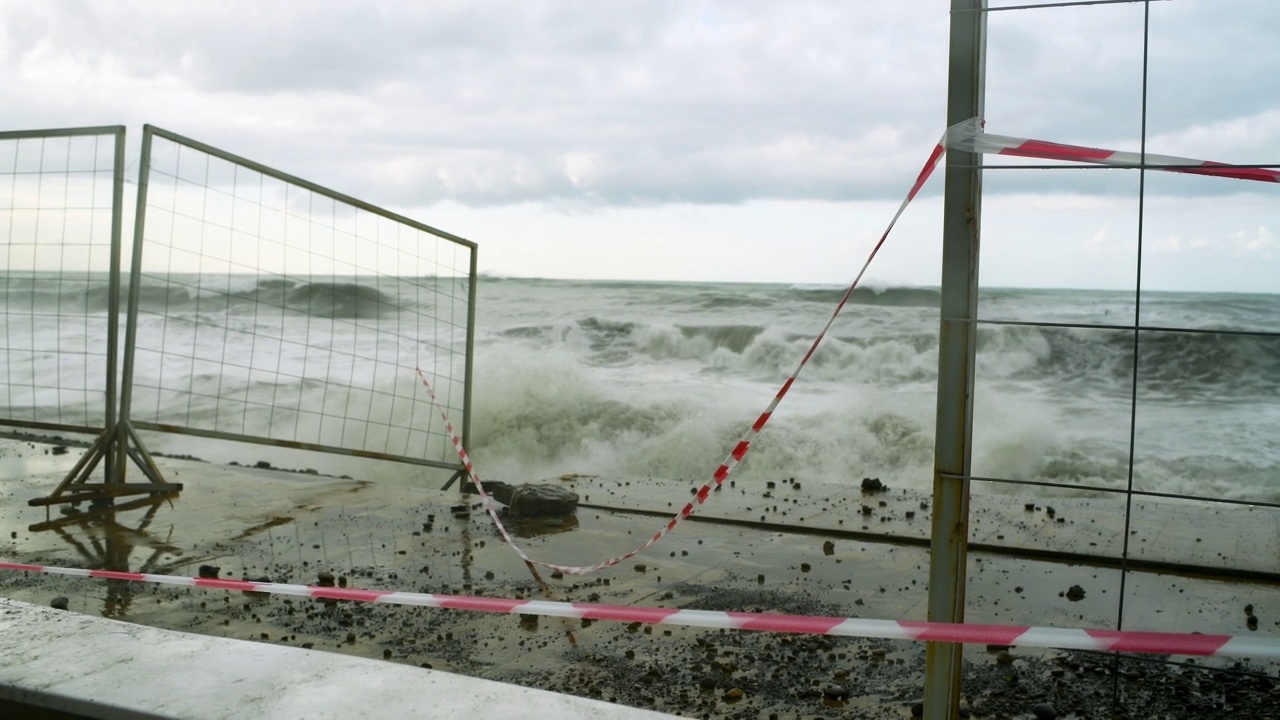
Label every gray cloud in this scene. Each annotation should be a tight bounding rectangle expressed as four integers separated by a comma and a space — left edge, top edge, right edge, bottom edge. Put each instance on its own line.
1, 0, 1276, 210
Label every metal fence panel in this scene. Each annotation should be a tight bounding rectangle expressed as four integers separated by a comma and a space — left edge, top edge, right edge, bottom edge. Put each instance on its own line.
0, 126, 126, 435
122, 126, 476, 469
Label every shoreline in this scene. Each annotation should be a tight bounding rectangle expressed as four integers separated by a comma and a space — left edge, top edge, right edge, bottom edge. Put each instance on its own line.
2, 436, 1278, 718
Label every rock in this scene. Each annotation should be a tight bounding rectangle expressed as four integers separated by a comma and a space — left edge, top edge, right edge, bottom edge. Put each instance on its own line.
1247, 615, 1258, 631
51, 445, 68, 455
508, 484, 579, 517
462, 480, 515, 505
254, 460, 272, 469
822, 685, 849, 700
996, 650, 1014, 665
198, 565, 220, 579
317, 571, 336, 587
1031, 702, 1058, 719
722, 688, 744, 701
822, 540, 835, 556
50, 596, 69, 610
860, 477, 884, 492
1065, 585, 1086, 601
911, 702, 924, 717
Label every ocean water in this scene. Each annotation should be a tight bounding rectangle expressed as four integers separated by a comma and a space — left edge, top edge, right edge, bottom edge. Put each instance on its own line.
3, 274, 1278, 504
466, 278, 1280, 504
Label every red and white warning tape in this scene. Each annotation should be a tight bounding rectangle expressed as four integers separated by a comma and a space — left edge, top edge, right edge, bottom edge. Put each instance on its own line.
418, 119, 1277, 576
415, 126, 954, 575
945, 117, 1280, 183
2, 561, 1275, 659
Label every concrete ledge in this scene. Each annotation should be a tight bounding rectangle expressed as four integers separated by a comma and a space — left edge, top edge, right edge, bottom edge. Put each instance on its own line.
0, 598, 680, 720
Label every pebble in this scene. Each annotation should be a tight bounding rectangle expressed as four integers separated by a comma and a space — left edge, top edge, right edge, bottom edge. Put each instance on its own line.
822, 685, 848, 700
1031, 702, 1058, 719
722, 688, 744, 701
197, 565, 220, 579
1065, 585, 1086, 601
50, 596, 69, 610
822, 540, 835, 555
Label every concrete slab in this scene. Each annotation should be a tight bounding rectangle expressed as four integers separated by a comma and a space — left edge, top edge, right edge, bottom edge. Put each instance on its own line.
0, 597, 681, 720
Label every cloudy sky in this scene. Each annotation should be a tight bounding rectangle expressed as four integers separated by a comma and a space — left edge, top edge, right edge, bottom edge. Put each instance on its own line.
3, 0, 1277, 291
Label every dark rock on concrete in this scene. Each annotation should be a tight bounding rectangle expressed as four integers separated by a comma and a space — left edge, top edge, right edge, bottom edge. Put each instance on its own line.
462, 480, 516, 505
508, 484, 579, 517
1031, 702, 1058, 719
1065, 585, 1086, 601
50, 596, 69, 610
861, 477, 885, 492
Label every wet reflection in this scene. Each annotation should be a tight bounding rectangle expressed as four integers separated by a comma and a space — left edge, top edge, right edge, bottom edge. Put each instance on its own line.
29, 494, 183, 617
509, 515, 580, 538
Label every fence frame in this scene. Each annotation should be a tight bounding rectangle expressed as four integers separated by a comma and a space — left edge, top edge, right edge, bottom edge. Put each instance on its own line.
119, 124, 478, 476
0, 125, 182, 507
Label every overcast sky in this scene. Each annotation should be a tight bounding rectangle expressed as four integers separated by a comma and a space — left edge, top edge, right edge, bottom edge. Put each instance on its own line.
2, 0, 1278, 291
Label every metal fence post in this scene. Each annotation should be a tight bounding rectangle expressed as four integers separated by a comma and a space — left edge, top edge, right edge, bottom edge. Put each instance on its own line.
924, 1, 986, 718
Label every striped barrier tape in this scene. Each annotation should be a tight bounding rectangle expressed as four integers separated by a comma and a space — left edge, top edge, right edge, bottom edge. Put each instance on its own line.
415, 125, 954, 575
945, 116, 1280, 183
2, 561, 1276, 659
420, 119, 1278, 577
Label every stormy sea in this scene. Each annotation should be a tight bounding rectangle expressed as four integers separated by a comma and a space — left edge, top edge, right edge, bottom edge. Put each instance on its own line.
3, 273, 1278, 504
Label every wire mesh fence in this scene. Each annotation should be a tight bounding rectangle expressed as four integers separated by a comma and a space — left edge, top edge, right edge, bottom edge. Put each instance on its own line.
954, 0, 1280, 712
0, 127, 125, 434
122, 126, 476, 468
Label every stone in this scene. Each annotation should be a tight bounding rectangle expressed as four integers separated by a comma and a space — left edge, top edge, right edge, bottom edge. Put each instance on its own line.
822, 540, 835, 556
722, 688, 744, 701
508, 484, 579, 517
860, 477, 884, 492
198, 565, 220, 579
50, 596, 69, 610
462, 480, 516, 505
1065, 585, 1086, 601
1031, 702, 1058, 719
822, 685, 849, 700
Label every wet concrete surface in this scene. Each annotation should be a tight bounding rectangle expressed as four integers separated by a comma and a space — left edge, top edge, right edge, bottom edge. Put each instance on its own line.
2, 435, 1279, 718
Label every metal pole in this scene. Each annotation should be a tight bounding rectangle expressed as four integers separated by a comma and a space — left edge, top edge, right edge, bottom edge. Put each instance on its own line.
924, 1, 985, 718
105, 127, 127, 483
116, 125, 155, 485
460, 246, 478, 492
